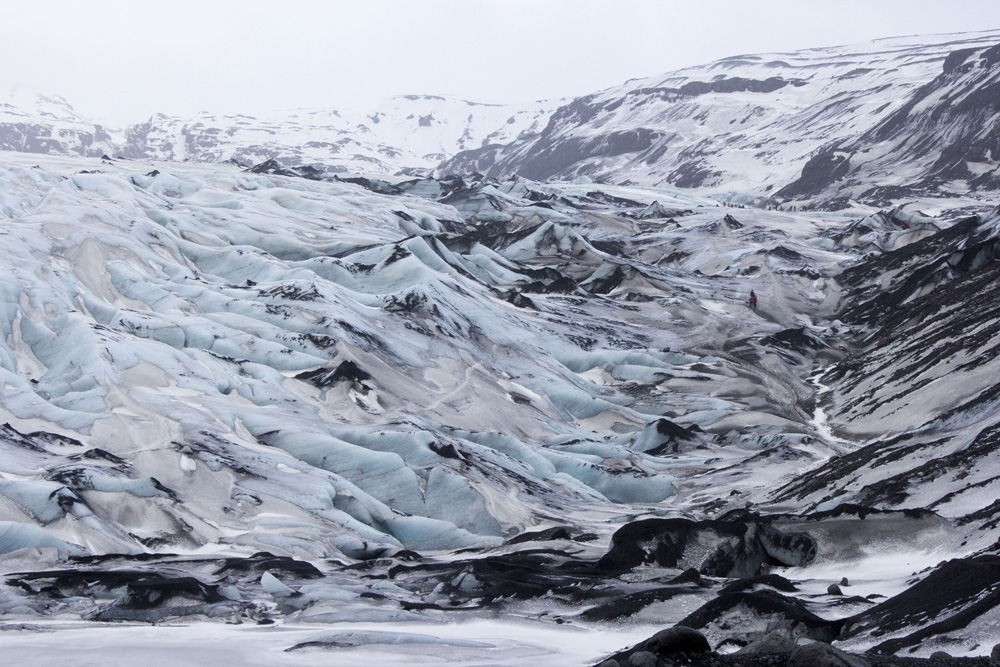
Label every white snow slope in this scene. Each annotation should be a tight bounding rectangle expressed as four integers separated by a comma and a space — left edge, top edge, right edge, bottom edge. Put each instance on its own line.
132, 95, 558, 177
442, 31, 1000, 203
0, 88, 560, 178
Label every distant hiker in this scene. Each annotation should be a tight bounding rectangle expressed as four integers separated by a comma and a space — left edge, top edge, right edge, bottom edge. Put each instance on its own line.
749, 290, 757, 310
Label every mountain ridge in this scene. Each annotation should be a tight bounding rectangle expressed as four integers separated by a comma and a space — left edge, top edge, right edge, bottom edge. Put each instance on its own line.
440, 30, 1000, 206
4, 29, 1000, 209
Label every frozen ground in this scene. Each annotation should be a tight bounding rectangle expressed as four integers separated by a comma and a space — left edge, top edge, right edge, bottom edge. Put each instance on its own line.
0, 618, 664, 667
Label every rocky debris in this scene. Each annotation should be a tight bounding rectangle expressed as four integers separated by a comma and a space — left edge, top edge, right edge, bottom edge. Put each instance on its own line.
588, 507, 1000, 649
89, 575, 234, 622
247, 158, 328, 180
678, 589, 844, 644
386, 549, 611, 608
626, 652, 657, 667
503, 526, 574, 545
295, 360, 372, 388
596, 510, 816, 578
501, 289, 536, 308
635, 201, 668, 219
723, 214, 743, 229
598, 626, 711, 666
594, 631, 999, 667
7, 567, 240, 623
580, 584, 703, 622
633, 418, 702, 455
720, 573, 798, 594
842, 555, 1000, 654
761, 327, 829, 356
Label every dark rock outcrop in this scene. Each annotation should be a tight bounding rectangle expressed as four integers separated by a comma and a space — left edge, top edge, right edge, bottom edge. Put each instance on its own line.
597, 511, 816, 578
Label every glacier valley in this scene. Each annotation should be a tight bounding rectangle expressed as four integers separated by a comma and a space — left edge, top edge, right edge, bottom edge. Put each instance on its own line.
1, 31, 1000, 667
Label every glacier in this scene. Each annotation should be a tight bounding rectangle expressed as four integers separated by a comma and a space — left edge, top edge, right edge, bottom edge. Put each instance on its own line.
1, 29, 1000, 667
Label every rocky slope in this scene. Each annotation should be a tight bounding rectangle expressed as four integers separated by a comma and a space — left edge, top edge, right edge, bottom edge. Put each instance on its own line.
0, 89, 115, 158
441, 31, 1000, 206
778, 43, 1000, 204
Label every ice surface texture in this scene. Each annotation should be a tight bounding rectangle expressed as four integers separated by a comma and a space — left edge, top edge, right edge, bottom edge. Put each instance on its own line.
0, 139, 998, 660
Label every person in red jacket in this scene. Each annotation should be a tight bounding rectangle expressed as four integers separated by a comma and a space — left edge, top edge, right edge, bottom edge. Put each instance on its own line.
749, 290, 758, 310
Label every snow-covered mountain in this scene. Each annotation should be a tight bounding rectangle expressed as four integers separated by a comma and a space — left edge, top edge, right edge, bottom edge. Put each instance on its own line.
0, 88, 558, 178
5, 30, 1000, 209
0, 88, 115, 157
116, 95, 560, 177
442, 31, 1000, 206
0, 88, 559, 178
781, 40, 1000, 204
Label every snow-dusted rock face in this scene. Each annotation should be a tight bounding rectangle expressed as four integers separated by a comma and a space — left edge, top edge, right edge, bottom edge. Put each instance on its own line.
0, 89, 559, 177
780, 42, 1000, 204
441, 31, 1000, 205
773, 209, 1000, 516
0, 89, 115, 158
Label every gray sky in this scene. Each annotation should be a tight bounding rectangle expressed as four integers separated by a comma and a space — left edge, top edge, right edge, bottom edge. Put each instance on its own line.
4, 0, 1000, 127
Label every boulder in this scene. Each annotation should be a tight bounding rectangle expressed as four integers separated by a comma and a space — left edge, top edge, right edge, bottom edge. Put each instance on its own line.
628, 652, 657, 667
737, 633, 797, 654
638, 626, 711, 657
598, 626, 711, 667
787, 642, 870, 667
678, 589, 844, 644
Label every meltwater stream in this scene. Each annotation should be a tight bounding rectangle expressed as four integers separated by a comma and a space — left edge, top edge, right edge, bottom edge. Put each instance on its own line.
808, 366, 854, 451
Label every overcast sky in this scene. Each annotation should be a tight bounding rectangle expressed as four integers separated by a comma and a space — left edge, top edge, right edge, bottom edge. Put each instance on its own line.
4, 0, 1000, 127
